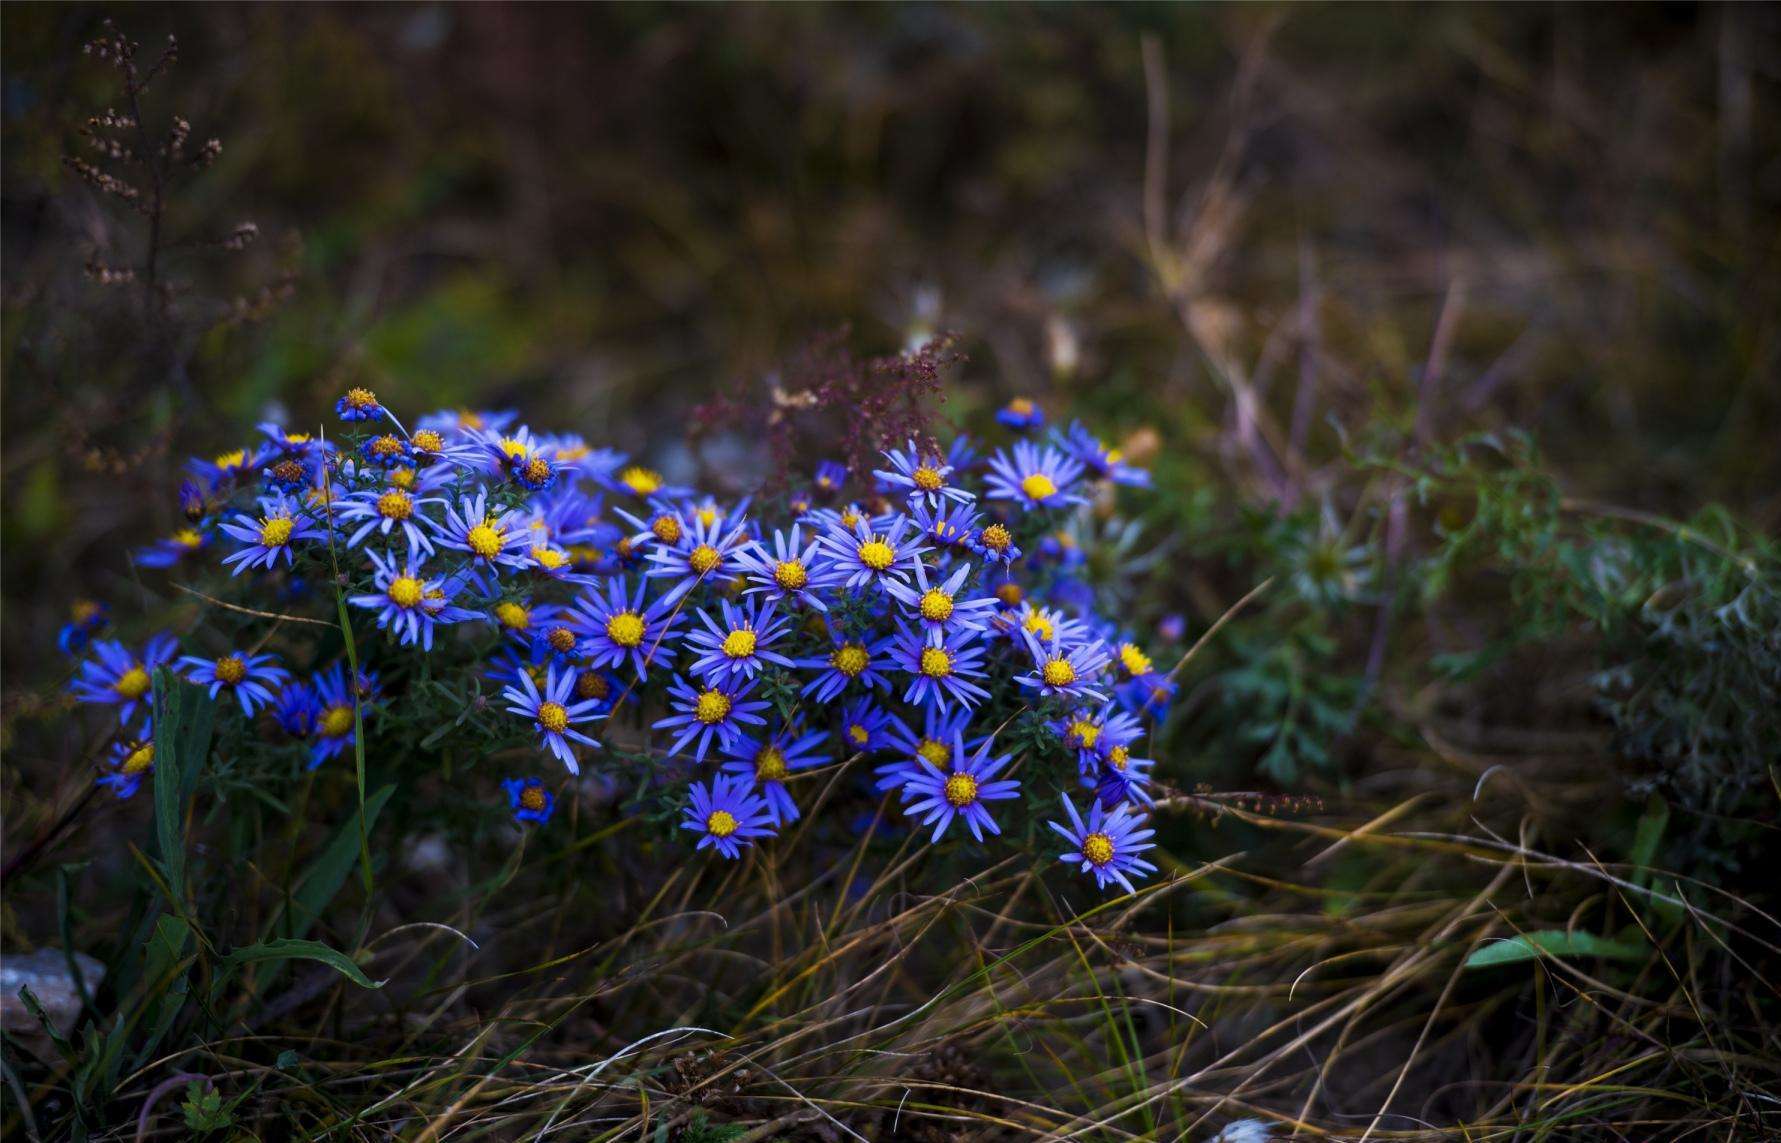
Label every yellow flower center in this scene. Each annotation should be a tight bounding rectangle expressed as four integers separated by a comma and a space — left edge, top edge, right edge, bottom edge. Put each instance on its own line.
71, 600, 102, 622
696, 506, 718, 528
774, 559, 808, 590
694, 689, 732, 724
576, 672, 609, 701
651, 514, 682, 544
342, 387, 379, 410
857, 539, 895, 571
688, 544, 721, 575
944, 773, 978, 807
499, 438, 528, 460
912, 465, 944, 492
533, 547, 569, 570
537, 702, 570, 733
468, 520, 511, 558
523, 457, 553, 485
493, 602, 531, 630
755, 746, 788, 782
114, 666, 151, 700
369, 434, 403, 457
847, 723, 870, 745
1020, 473, 1058, 502
1024, 613, 1055, 640
412, 429, 445, 453
1007, 397, 1034, 416
259, 516, 294, 547
387, 576, 424, 608
721, 629, 757, 659
1041, 658, 1076, 687
172, 529, 202, 549
1119, 643, 1153, 677
919, 647, 952, 678
1067, 719, 1100, 749
377, 490, 413, 520
706, 809, 739, 838
214, 449, 247, 469
547, 627, 578, 653
830, 644, 869, 677
1108, 745, 1130, 770
1082, 832, 1115, 866
606, 612, 645, 647
994, 582, 1023, 606
319, 705, 355, 738
619, 466, 663, 495
389, 467, 417, 490
979, 523, 1012, 552
519, 786, 547, 812
214, 656, 247, 685
918, 589, 954, 622
917, 739, 951, 769
121, 742, 156, 774
270, 458, 306, 485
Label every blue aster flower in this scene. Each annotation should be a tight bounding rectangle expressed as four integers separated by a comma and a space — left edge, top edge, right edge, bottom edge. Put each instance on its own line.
1049, 795, 1158, 893
875, 705, 976, 794
793, 626, 893, 703
813, 460, 849, 496
502, 663, 605, 774
333, 486, 443, 559
908, 498, 982, 552
98, 732, 158, 800
890, 623, 991, 711
57, 600, 109, 655
681, 775, 778, 859
684, 597, 796, 683
336, 387, 385, 422
136, 527, 209, 570
644, 510, 752, 604
733, 526, 845, 612
902, 733, 1020, 842
348, 551, 479, 651
835, 697, 896, 754
1094, 743, 1157, 808
475, 426, 565, 492
653, 675, 770, 762
1016, 628, 1111, 704
70, 633, 177, 725
996, 396, 1045, 430
1059, 421, 1150, 488
965, 519, 1023, 565
175, 650, 291, 716
816, 515, 928, 593
883, 559, 998, 643
260, 450, 323, 494
872, 440, 974, 509
439, 490, 530, 584
503, 777, 556, 826
307, 664, 373, 769
984, 440, 1086, 511
359, 431, 415, 470
273, 680, 318, 738
718, 726, 829, 824
188, 446, 263, 491
567, 576, 685, 678
1116, 671, 1178, 722
219, 494, 324, 575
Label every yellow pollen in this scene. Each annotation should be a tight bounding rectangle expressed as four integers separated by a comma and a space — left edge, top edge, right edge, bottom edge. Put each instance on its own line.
319, 705, 355, 738
696, 506, 718, 528
389, 467, 416, 489
1068, 719, 1100, 748
606, 612, 645, 647
694, 689, 732, 724
615, 537, 635, 558
919, 647, 953, 678
523, 457, 553, 484
912, 465, 944, 492
994, 582, 1022, 606
259, 516, 294, 547
847, 723, 870, 745
979, 523, 1012, 552
71, 600, 102, 622
1108, 745, 1130, 770
498, 438, 528, 459
466, 522, 505, 559
1007, 397, 1034, 416
519, 786, 547, 812
271, 458, 305, 484
839, 508, 862, 529
214, 449, 247, 469
213, 656, 247, 685
533, 547, 569, 570
576, 672, 609, 701
857, 539, 895, 571
1106, 448, 1123, 464
387, 576, 424, 608
1024, 613, 1055, 640
918, 588, 954, 622
377, 490, 413, 519
547, 627, 578, 653
369, 434, 403, 457
121, 742, 156, 774
342, 387, 379, 410
706, 809, 739, 838
173, 529, 203, 549
1041, 658, 1076, 687
114, 666, 151, 700
412, 429, 445, 453
494, 602, 531, 630
1020, 473, 1058, 502
537, 702, 570, 733
558, 443, 590, 461
651, 515, 682, 544
917, 739, 951, 769
755, 746, 788, 782
1119, 643, 1153, 676
774, 559, 808, 590
830, 644, 869, 677
1082, 832, 1115, 866
688, 544, 721, 575
721, 629, 757, 658
459, 410, 485, 430
619, 466, 663, 495
944, 772, 978, 807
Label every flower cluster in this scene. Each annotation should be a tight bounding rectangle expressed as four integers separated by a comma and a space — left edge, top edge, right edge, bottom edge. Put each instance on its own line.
68, 391, 1168, 892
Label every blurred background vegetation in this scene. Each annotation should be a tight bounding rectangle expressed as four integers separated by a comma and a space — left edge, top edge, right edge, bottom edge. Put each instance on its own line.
3, 5, 1778, 1138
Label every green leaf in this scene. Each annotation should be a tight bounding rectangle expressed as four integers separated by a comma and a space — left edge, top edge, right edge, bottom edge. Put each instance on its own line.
151, 671, 215, 903
223, 938, 383, 990
1464, 930, 1648, 970
1628, 795, 1668, 888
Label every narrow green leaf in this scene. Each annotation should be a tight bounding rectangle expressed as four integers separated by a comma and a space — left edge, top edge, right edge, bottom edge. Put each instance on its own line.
224, 938, 383, 989
1464, 930, 1648, 969
151, 671, 214, 904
